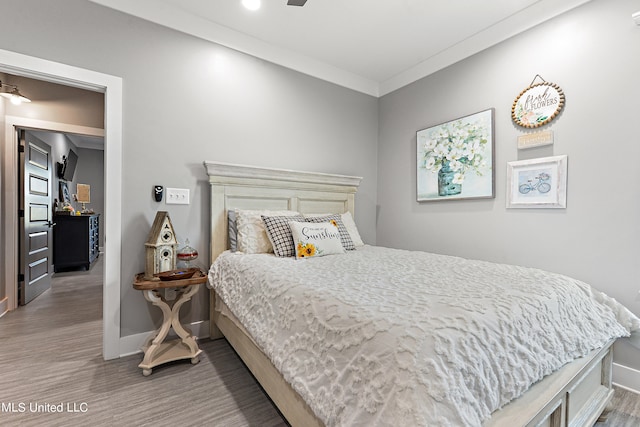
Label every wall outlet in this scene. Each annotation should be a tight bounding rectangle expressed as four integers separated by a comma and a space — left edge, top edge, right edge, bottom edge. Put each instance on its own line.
166, 188, 190, 205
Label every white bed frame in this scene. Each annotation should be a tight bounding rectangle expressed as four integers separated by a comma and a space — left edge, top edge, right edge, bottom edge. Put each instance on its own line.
204, 160, 614, 427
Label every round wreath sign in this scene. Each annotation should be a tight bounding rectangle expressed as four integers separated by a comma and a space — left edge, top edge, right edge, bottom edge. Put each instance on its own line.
511, 81, 565, 128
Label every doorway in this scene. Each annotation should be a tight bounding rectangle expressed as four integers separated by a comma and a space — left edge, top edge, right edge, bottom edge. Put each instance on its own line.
0, 48, 122, 360
17, 128, 105, 305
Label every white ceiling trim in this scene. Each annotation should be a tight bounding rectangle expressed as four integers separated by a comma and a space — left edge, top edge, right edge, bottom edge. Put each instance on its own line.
89, 0, 591, 98
89, 0, 379, 96
380, 0, 593, 96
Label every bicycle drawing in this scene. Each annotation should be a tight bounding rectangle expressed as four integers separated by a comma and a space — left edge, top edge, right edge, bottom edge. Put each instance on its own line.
519, 172, 551, 194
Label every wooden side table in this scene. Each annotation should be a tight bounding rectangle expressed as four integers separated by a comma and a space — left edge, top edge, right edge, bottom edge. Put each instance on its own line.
133, 270, 207, 376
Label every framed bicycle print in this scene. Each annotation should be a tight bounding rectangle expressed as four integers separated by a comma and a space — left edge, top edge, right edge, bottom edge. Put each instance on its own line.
506, 155, 567, 209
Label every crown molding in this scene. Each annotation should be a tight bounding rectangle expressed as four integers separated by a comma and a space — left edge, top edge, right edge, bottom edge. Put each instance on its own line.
91, 0, 593, 98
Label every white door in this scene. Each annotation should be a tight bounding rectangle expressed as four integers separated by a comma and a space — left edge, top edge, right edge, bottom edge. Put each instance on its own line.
19, 129, 54, 305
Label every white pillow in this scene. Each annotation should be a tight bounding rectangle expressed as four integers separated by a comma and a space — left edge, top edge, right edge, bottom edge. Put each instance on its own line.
289, 221, 345, 259
235, 209, 300, 254
304, 211, 364, 247
339, 212, 364, 247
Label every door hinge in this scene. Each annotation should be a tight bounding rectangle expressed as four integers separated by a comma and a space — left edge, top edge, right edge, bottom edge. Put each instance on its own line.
18, 273, 25, 283
18, 209, 25, 218
18, 144, 25, 153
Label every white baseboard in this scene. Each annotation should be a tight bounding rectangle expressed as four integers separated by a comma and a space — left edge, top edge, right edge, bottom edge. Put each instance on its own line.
613, 363, 640, 394
0, 297, 7, 319
119, 320, 210, 357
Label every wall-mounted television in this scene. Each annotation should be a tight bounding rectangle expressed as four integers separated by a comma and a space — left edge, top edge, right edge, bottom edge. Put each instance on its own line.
59, 149, 78, 181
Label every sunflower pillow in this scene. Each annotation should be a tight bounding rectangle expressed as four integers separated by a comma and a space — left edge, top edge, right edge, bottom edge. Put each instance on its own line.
289, 221, 345, 259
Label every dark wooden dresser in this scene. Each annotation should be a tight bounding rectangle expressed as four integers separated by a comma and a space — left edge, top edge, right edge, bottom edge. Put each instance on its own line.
53, 214, 100, 272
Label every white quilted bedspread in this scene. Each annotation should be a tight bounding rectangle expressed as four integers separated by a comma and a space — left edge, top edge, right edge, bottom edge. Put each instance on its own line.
208, 246, 640, 427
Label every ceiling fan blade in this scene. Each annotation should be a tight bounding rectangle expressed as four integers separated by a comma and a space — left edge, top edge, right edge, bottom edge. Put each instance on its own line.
287, 0, 307, 6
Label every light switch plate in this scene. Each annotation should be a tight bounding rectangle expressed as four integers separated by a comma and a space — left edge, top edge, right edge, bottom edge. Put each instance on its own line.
166, 188, 190, 205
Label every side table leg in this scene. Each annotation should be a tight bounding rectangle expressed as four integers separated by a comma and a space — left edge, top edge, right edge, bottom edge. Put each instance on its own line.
139, 289, 173, 369
170, 284, 202, 360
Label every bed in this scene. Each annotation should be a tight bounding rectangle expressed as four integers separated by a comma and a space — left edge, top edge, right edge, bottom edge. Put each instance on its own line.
204, 160, 639, 427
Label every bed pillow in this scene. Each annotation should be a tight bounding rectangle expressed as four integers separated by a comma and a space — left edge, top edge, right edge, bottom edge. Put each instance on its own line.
235, 209, 300, 254
228, 210, 237, 251
304, 212, 364, 247
338, 212, 364, 247
304, 214, 355, 250
261, 215, 305, 257
289, 221, 345, 259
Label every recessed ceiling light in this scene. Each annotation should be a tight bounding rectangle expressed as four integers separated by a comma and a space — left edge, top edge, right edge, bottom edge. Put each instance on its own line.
242, 0, 261, 11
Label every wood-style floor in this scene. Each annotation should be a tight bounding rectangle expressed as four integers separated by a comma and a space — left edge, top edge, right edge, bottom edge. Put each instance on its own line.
0, 255, 638, 427
0, 256, 286, 427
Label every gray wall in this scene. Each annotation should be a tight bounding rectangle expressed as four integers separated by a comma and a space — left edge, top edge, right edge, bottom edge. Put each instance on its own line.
0, 0, 379, 336
75, 147, 105, 248
378, 0, 640, 368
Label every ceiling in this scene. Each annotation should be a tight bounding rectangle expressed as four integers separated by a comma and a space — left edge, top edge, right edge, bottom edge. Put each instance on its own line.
67, 134, 104, 150
89, 0, 592, 97
29, 129, 104, 151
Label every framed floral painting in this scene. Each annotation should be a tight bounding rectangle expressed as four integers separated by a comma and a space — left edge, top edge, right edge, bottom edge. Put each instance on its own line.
416, 108, 494, 201
506, 155, 567, 209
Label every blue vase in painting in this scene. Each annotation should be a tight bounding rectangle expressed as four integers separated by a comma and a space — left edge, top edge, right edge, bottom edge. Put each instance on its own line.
438, 161, 462, 196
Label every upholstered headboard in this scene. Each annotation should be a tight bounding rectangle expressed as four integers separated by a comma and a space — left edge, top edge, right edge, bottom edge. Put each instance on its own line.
203, 161, 362, 263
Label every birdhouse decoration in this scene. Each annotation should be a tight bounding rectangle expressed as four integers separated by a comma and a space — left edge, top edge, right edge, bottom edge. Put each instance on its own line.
145, 211, 178, 279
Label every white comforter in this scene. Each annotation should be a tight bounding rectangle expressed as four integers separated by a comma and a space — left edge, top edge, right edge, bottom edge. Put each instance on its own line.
208, 246, 640, 427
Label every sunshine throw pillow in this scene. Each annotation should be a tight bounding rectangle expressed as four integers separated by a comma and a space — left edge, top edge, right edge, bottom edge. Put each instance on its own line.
289, 221, 345, 259
304, 214, 355, 250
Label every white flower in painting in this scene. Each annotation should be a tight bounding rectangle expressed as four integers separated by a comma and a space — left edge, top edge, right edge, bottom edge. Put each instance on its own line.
449, 159, 462, 171
424, 138, 437, 151
433, 143, 448, 157
418, 113, 491, 180
424, 156, 436, 170
453, 136, 466, 150
452, 173, 465, 184
446, 148, 461, 161
464, 140, 481, 160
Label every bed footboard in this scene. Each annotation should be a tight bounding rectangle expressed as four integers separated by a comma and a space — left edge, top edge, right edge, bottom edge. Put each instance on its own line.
487, 340, 614, 427
211, 288, 613, 427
